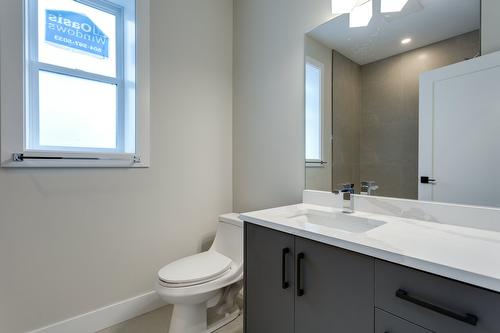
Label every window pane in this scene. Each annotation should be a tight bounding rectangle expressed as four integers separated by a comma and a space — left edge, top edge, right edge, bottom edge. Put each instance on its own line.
38, 71, 117, 149
38, 0, 117, 77
305, 62, 322, 161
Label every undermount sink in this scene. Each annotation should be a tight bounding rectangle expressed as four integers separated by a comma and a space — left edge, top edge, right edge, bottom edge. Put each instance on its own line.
287, 210, 385, 233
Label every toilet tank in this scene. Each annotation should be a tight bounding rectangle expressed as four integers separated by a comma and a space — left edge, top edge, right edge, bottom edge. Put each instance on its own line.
211, 213, 243, 264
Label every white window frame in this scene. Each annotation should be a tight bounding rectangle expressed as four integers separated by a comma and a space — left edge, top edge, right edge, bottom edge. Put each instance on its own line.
305, 56, 326, 168
26, 0, 126, 154
0, 0, 150, 168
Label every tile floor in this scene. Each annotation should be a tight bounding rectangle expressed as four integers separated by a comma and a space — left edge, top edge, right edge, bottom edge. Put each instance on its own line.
97, 305, 243, 333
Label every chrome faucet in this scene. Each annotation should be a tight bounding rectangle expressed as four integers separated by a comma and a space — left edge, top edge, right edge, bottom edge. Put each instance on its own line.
360, 181, 378, 196
342, 192, 353, 214
337, 183, 354, 214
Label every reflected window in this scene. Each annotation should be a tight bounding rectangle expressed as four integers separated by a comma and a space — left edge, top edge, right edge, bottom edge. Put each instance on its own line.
305, 59, 323, 162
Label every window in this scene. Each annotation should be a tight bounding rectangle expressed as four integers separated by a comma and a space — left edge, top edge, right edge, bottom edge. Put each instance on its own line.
305, 58, 323, 165
0, 0, 150, 167
27, 0, 131, 153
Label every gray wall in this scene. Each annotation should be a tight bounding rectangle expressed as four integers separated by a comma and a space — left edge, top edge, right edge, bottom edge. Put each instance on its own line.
482, 0, 500, 54
233, 0, 334, 212
0, 0, 233, 332
305, 36, 333, 192
360, 30, 480, 199
332, 51, 361, 192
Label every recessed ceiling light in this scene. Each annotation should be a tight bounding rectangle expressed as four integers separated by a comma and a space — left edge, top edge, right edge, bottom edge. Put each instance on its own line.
381, 0, 409, 13
349, 0, 373, 28
401, 38, 412, 44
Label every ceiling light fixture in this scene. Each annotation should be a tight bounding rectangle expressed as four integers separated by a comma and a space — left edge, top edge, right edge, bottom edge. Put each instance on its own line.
331, 0, 358, 14
349, 0, 373, 28
381, 0, 409, 13
401, 37, 412, 44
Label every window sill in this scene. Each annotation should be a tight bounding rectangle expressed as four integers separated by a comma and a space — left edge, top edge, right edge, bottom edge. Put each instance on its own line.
1, 152, 149, 168
2, 160, 149, 168
306, 161, 328, 168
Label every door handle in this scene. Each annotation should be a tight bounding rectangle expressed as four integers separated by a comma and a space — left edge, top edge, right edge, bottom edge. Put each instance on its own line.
281, 248, 290, 289
296, 253, 305, 296
420, 176, 437, 184
396, 289, 478, 326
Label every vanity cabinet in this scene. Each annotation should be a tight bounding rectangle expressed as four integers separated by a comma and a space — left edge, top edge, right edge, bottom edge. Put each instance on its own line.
245, 222, 500, 333
375, 260, 500, 333
244, 223, 295, 333
375, 308, 432, 333
294, 236, 374, 332
244, 223, 374, 333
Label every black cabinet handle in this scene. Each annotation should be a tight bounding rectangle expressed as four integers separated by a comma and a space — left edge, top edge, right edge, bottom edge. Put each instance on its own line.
281, 248, 290, 289
296, 253, 305, 296
396, 289, 478, 326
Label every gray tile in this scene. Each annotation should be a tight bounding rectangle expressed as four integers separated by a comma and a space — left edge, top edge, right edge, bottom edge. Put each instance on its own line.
358, 30, 479, 200
97, 306, 171, 333
96, 305, 243, 333
215, 315, 243, 333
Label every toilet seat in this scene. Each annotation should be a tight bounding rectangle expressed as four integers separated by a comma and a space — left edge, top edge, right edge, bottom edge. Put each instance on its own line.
158, 251, 232, 287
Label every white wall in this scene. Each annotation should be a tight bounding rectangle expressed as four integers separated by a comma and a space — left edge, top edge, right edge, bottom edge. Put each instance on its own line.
233, 0, 333, 212
481, 0, 500, 54
0, 0, 233, 332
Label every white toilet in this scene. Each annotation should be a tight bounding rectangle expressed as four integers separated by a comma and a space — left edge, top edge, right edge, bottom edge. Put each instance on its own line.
156, 213, 243, 333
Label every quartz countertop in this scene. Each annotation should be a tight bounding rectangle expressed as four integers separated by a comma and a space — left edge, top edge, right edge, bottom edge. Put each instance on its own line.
241, 203, 500, 293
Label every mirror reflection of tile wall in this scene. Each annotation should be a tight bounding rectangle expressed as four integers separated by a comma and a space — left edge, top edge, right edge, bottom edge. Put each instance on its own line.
358, 30, 480, 199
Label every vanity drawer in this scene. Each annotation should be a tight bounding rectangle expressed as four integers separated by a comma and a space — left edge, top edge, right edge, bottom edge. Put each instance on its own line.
375, 260, 500, 333
375, 308, 432, 333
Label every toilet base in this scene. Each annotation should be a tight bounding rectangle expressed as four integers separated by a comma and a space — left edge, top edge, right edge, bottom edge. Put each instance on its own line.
168, 303, 240, 333
169, 303, 206, 333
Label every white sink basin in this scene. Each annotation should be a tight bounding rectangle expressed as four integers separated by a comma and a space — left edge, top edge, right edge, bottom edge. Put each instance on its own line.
287, 209, 385, 233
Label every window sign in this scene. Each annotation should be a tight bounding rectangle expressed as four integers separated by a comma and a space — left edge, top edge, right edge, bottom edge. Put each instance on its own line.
38, 0, 118, 77
45, 10, 110, 58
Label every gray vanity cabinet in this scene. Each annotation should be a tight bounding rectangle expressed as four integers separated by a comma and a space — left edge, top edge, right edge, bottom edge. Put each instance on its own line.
245, 222, 500, 333
294, 236, 374, 332
244, 223, 295, 333
375, 260, 500, 333
244, 223, 374, 333
375, 308, 433, 333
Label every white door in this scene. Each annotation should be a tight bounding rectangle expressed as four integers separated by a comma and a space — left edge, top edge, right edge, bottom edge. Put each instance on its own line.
419, 51, 500, 207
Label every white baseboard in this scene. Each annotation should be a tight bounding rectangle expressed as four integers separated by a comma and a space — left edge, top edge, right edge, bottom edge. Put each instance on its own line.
28, 291, 166, 333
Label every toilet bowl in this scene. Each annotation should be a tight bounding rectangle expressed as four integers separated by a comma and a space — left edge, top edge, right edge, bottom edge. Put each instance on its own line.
156, 213, 243, 333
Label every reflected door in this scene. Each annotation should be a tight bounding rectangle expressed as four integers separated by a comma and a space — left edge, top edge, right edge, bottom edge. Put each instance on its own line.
419, 52, 500, 207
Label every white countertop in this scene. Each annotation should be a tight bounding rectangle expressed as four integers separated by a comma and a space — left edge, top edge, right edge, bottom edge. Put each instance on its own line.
241, 203, 500, 293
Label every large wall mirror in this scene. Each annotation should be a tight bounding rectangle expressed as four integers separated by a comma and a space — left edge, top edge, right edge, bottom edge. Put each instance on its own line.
304, 0, 491, 206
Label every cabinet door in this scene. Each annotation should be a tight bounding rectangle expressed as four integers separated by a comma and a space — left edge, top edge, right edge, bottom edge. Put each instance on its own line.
294, 237, 374, 333
244, 223, 295, 333
375, 308, 433, 333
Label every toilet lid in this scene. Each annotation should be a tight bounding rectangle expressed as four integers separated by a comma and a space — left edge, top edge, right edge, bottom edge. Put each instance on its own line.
158, 251, 232, 285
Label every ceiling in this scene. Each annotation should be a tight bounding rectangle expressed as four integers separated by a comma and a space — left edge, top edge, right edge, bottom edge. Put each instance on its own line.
308, 0, 481, 65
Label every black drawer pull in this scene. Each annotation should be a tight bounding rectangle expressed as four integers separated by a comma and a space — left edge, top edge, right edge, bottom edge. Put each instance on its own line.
296, 253, 305, 296
396, 289, 478, 326
281, 248, 290, 289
